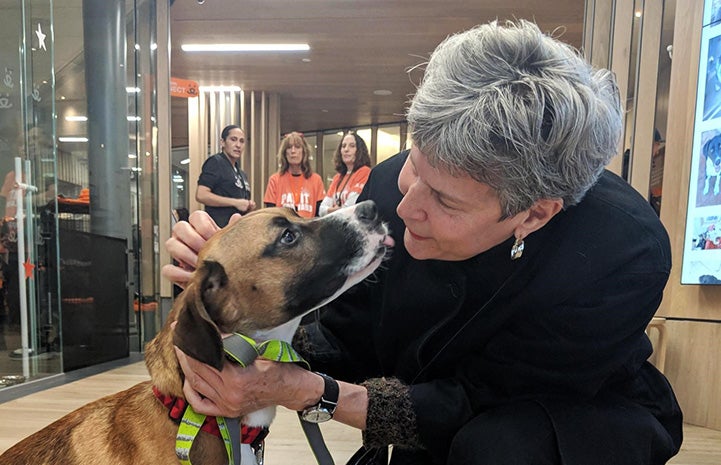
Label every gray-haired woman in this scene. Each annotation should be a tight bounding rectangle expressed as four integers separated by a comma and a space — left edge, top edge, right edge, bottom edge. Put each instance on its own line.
167, 20, 681, 465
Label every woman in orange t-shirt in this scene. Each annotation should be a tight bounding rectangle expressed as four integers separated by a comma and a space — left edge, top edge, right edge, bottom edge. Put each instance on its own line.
319, 131, 372, 216
264, 132, 325, 218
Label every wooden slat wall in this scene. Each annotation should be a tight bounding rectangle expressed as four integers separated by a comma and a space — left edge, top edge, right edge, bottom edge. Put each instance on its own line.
584, 0, 721, 430
655, 0, 721, 430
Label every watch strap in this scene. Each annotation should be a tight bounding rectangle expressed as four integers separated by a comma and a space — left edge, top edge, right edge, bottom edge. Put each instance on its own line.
315, 372, 339, 413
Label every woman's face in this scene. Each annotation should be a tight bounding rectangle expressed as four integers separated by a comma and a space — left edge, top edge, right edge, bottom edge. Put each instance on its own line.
220, 128, 245, 161
285, 141, 304, 166
340, 134, 357, 167
396, 146, 527, 261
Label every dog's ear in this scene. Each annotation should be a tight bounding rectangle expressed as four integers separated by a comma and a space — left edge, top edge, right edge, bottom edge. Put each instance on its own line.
172, 260, 229, 370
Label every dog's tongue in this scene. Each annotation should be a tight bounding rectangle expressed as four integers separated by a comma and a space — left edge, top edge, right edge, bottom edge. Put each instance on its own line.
383, 235, 395, 247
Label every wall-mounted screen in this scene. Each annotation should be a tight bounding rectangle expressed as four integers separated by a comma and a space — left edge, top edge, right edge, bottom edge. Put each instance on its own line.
681, 0, 721, 284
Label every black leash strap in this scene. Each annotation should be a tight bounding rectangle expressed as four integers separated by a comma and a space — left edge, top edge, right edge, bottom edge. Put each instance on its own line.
224, 416, 242, 465
297, 412, 336, 465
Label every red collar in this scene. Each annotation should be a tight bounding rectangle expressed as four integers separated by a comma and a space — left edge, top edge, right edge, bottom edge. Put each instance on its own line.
152, 385, 268, 445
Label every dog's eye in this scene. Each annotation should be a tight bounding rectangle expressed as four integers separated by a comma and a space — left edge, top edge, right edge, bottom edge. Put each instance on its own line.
280, 229, 298, 245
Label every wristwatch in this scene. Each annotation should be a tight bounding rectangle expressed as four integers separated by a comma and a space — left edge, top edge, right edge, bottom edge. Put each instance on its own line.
300, 372, 339, 423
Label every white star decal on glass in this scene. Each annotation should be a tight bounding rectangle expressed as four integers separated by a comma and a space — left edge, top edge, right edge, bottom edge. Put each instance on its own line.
35, 23, 47, 51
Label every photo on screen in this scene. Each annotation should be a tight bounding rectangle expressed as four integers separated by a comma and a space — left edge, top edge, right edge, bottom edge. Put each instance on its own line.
682, 214, 721, 285
696, 129, 721, 207
703, 35, 721, 120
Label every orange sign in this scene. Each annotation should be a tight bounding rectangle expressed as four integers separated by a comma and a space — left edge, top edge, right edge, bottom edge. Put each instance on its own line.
170, 77, 199, 98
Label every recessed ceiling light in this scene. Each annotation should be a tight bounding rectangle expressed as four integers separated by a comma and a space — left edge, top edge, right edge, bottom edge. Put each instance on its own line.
182, 43, 310, 52
302, 58, 311, 63
65, 115, 88, 122
373, 89, 392, 96
58, 136, 88, 143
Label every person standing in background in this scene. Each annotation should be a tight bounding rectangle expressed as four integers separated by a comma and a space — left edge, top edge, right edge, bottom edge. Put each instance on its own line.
196, 125, 255, 227
319, 131, 372, 216
264, 131, 325, 217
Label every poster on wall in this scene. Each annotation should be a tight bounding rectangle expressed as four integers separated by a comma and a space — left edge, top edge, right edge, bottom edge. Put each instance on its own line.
681, 0, 721, 284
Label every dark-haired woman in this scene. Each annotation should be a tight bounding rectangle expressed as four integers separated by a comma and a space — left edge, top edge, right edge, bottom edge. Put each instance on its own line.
196, 125, 255, 227
319, 131, 371, 216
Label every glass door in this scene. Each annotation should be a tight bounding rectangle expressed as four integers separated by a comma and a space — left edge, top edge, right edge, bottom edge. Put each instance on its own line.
0, 0, 62, 389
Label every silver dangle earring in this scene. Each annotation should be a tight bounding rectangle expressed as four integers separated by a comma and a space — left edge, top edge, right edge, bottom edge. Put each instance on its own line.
511, 237, 524, 260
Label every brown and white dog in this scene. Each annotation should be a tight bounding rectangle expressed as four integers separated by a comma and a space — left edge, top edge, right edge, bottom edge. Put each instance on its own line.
0, 200, 392, 465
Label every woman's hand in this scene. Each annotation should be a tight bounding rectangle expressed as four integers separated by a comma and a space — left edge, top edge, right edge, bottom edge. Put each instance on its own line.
235, 198, 256, 214
162, 210, 230, 288
174, 345, 323, 418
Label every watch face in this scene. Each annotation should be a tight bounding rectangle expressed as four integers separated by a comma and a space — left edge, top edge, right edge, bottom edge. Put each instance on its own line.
302, 408, 332, 423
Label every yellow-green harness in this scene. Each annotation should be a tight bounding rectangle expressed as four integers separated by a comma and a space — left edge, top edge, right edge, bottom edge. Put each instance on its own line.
175, 334, 308, 465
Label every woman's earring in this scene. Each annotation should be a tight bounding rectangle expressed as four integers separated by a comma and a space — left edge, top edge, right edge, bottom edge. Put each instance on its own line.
511, 237, 524, 260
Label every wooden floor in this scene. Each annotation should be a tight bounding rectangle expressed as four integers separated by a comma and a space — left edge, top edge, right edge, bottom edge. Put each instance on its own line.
0, 361, 719, 464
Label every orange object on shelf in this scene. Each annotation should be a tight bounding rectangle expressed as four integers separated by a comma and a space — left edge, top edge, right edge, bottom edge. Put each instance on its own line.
134, 300, 158, 312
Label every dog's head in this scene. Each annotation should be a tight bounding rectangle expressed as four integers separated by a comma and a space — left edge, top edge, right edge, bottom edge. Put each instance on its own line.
703, 134, 721, 161
171, 200, 393, 370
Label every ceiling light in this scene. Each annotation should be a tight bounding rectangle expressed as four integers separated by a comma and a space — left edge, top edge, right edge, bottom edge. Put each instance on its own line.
182, 43, 310, 52
58, 137, 88, 143
65, 115, 88, 122
373, 89, 392, 96
180, 158, 190, 165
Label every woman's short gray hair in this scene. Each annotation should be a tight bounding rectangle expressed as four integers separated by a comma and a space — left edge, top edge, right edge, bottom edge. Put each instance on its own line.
407, 20, 623, 218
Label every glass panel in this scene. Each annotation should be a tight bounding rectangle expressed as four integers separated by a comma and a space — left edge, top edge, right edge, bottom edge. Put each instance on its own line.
356, 128, 372, 158
0, 0, 62, 388
650, 0, 675, 216
377, 125, 401, 163
129, 0, 160, 346
171, 147, 189, 214
53, 0, 134, 371
321, 131, 343, 187
305, 133, 317, 174
622, 0, 644, 182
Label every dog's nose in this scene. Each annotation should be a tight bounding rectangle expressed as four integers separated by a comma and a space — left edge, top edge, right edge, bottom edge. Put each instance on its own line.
355, 201, 380, 227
